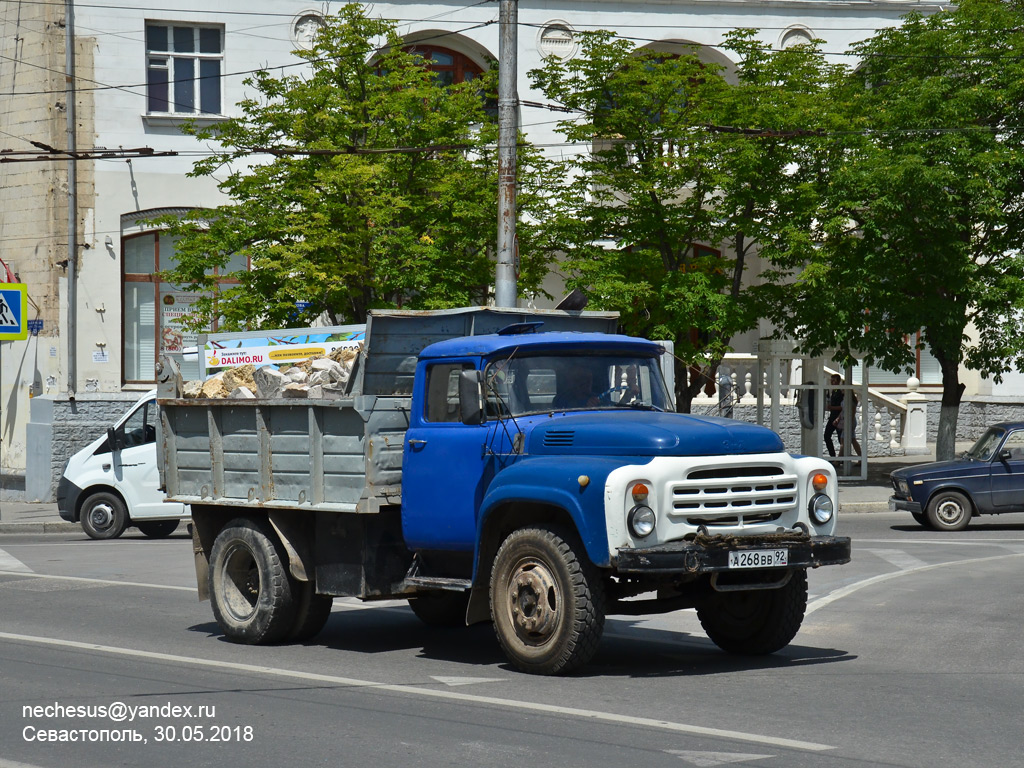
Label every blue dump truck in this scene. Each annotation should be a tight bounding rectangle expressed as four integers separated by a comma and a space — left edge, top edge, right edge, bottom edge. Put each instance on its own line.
157, 307, 850, 675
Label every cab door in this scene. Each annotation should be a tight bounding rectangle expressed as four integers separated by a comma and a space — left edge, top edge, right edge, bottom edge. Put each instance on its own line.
402, 360, 495, 551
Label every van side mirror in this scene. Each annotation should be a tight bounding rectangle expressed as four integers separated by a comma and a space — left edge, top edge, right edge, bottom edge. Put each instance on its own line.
459, 370, 486, 426
106, 426, 122, 452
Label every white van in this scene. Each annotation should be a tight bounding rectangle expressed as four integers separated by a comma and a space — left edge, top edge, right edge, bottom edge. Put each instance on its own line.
56, 391, 188, 539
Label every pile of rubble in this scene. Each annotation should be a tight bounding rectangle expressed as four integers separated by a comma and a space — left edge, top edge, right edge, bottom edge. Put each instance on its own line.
182, 346, 360, 400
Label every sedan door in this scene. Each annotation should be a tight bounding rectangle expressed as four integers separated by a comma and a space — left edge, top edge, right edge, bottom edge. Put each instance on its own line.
990, 430, 1024, 510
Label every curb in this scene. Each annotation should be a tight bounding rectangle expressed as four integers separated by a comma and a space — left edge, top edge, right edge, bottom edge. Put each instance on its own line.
0, 522, 80, 534
839, 501, 892, 514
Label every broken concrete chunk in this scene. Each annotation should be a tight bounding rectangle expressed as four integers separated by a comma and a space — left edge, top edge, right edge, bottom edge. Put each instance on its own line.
282, 382, 309, 398
228, 386, 257, 399
223, 364, 257, 393
321, 383, 348, 400
307, 384, 324, 399
285, 367, 309, 383
182, 380, 204, 399
254, 366, 287, 399
200, 374, 230, 399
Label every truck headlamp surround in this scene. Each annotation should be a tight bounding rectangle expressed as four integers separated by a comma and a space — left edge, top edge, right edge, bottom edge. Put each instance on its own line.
809, 494, 834, 525
627, 505, 657, 538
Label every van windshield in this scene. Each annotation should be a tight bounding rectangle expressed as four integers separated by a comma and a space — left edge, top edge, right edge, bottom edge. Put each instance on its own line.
483, 353, 671, 417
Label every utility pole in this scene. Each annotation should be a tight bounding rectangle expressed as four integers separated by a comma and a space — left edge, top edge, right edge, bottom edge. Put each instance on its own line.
494, 0, 518, 308
65, 0, 78, 397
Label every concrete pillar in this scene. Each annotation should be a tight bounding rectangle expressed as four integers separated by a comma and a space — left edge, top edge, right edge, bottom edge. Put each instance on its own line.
901, 376, 929, 455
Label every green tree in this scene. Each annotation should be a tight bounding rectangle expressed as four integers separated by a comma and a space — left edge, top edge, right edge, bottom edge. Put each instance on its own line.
760, 0, 1024, 459
154, 4, 551, 330
530, 30, 838, 411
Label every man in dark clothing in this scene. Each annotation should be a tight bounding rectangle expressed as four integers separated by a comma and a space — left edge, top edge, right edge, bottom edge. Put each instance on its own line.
824, 374, 844, 457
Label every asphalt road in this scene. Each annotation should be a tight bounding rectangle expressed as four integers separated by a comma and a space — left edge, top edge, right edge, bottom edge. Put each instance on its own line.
1, 513, 1023, 768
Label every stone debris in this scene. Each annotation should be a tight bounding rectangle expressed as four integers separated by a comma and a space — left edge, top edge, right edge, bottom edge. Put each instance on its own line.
181, 342, 361, 400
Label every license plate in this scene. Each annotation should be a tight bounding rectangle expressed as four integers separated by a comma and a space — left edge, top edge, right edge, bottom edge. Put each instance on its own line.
728, 549, 788, 569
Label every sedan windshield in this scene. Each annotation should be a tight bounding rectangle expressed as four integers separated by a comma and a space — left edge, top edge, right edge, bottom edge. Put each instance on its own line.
965, 428, 1005, 461
484, 353, 671, 417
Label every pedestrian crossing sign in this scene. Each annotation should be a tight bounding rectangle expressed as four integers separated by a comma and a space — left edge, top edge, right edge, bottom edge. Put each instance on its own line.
0, 284, 27, 341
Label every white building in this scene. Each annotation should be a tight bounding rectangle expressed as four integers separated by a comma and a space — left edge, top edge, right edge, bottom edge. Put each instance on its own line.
4, 0, 1014, 501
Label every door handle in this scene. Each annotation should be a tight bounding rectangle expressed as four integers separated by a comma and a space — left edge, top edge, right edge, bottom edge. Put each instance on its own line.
102, 463, 111, 471
407, 439, 427, 447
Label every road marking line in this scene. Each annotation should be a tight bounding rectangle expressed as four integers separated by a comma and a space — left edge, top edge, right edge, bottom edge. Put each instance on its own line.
854, 538, 1024, 545
0, 631, 834, 753
430, 675, 507, 687
807, 552, 1024, 616
0, 570, 193, 591
0, 549, 32, 573
861, 548, 929, 570
665, 750, 772, 766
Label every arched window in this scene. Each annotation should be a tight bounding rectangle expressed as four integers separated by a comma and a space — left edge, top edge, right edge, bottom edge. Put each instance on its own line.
403, 45, 482, 86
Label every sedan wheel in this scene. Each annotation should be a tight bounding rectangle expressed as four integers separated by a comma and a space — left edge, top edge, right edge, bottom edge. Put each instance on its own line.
926, 490, 972, 532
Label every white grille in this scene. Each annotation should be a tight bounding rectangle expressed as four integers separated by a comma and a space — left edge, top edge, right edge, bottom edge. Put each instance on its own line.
667, 467, 798, 525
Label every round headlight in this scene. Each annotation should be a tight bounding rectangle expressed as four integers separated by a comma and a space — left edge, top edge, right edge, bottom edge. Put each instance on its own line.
809, 494, 834, 525
628, 505, 656, 538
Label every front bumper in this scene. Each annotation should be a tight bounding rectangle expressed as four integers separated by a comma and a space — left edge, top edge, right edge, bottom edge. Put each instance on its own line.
614, 533, 851, 574
56, 475, 83, 522
889, 496, 923, 514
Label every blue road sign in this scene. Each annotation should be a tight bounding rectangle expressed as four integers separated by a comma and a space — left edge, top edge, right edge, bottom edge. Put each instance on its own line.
0, 284, 27, 341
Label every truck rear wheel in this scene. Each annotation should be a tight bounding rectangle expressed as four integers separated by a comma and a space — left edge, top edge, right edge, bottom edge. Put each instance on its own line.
287, 580, 334, 642
408, 591, 470, 627
490, 525, 605, 675
697, 569, 807, 655
209, 518, 296, 644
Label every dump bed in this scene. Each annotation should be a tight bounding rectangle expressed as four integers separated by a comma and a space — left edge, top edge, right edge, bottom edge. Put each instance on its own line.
156, 307, 618, 514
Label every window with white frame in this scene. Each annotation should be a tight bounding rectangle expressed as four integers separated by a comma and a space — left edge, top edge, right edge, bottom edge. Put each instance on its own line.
146, 23, 223, 115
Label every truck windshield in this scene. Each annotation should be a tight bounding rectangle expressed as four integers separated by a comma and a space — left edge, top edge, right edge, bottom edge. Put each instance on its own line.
965, 427, 1005, 461
483, 353, 671, 417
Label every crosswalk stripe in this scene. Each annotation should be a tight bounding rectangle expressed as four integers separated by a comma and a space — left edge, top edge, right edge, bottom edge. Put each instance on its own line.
0, 548, 32, 573
861, 548, 929, 570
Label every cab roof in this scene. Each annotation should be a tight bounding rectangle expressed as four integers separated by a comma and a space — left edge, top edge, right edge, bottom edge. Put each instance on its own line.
419, 331, 663, 360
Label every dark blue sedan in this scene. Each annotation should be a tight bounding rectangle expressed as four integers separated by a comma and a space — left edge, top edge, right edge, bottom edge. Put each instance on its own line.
890, 422, 1024, 531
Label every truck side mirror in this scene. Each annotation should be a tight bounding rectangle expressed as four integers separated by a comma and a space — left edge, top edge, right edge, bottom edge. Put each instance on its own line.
459, 370, 486, 426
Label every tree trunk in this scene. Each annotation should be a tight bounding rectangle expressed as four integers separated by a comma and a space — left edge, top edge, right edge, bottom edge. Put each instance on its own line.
935, 355, 965, 462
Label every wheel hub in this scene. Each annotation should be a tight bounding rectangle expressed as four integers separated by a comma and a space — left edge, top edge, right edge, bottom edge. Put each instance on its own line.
507, 561, 559, 643
88, 503, 114, 529
936, 500, 963, 524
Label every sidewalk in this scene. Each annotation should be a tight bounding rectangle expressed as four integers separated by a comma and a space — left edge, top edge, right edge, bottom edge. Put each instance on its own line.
0, 449, 951, 534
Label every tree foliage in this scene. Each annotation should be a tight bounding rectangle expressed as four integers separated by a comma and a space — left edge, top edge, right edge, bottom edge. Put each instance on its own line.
758, 0, 1024, 458
154, 4, 552, 330
529, 31, 839, 409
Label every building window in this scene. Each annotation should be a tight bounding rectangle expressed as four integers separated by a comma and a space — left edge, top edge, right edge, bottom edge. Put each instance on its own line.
123, 231, 245, 383
146, 23, 223, 115
853, 332, 942, 386
403, 45, 482, 86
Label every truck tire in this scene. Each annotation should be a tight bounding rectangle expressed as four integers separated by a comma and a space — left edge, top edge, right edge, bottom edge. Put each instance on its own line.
136, 520, 179, 538
287, 580, 334, 642
926, 490, 972, 532
408, 592, 470, 628
208, 518, 297, 644
80, 492, 129, 540
697, 569, 807, 656
490, 525, 605, 675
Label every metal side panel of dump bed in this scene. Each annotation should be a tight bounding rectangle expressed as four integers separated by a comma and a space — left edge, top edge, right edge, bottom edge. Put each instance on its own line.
157, 307, 618, 514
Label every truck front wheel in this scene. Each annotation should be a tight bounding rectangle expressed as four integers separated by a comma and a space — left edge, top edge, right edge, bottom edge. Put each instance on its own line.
697, 569, 808, 655
209, 518, 297, 644
490, 525, 605, 675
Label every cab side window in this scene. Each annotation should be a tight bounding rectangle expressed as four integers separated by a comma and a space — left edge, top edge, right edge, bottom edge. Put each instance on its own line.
425, 364, 470, 423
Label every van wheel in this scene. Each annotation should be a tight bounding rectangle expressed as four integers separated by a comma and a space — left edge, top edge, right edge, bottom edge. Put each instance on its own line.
80, 492, 128, 540
137, 520, 179, 538
490, 525, 605, 675
208, 518, 296, 644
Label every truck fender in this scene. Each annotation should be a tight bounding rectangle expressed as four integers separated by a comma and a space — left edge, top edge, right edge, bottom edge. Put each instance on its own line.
268, 511, 316, 583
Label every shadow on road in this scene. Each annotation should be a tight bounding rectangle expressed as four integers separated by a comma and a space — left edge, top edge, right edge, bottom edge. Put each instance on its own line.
190, 605, 855, 678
